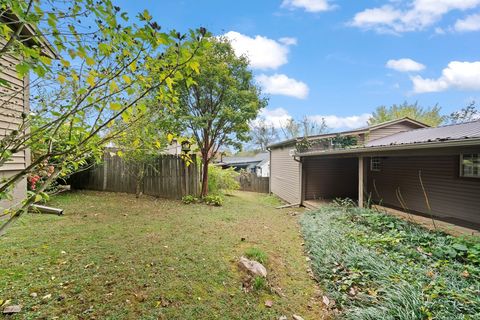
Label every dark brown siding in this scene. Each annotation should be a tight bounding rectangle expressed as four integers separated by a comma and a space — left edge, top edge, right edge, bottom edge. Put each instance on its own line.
304, 157, 358, 200
367, 153, 480, 225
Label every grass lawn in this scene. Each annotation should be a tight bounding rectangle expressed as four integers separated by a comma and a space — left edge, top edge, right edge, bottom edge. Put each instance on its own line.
0, 191, 326, 319
301, 205, 480, 320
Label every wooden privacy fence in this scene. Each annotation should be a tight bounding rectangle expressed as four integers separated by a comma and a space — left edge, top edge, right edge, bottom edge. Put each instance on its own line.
70, 152, 201, 199
237, 172, 269, 193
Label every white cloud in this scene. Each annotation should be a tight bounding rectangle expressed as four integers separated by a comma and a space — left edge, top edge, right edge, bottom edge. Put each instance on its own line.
257, 108, 293, 128
351, 0, 480, 33
279, 37, 298, 46
308, 113, 371, 130
256, 74, 309, 99
256, 108, 371, 130
454, 13, 480, 32
281, 0, 333, 12
223, 31, 296, 70
411, 61, 480, 93
386, 58, 426, 72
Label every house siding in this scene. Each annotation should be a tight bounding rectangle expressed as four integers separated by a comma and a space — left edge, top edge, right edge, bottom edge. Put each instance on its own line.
270, 146, 301, 204
303, 157, 358, 200
0, 40, 29, 208
368, 122, 424, 142
367, 152, 480, 225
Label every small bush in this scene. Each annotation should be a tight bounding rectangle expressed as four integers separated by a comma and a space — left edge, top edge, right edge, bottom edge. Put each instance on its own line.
182, 195, 199, 204
252, 276, 267, 291
245, 247, 268, 264
207, 165, 240, 195
204, 194, 224, 206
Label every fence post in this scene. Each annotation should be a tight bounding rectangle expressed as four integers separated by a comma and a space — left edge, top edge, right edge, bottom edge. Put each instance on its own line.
102, 153, 108, 191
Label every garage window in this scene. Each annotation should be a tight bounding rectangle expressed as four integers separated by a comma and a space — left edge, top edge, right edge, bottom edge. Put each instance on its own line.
461, 154, 480, 178
371, 157, 381, 172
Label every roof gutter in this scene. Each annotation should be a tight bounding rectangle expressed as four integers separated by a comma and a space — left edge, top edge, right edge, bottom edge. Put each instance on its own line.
296, 138, 480, 157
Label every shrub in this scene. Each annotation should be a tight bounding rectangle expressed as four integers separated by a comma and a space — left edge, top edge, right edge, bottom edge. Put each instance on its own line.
245, 247, 268, 264
182, 195, 199, 204
204, 194, 224, 206
207, 165, 240, 195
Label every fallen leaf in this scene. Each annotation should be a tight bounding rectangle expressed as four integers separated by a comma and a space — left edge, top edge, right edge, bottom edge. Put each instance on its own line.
322, 295, 330, 306
264, 300, 273, 308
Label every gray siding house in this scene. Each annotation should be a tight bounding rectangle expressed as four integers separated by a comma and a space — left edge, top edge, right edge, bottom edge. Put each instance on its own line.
0, 12, 56, 209
269, 118, 480, 228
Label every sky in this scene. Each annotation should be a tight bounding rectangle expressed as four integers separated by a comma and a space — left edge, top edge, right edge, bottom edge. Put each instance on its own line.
117, 0, 480, 131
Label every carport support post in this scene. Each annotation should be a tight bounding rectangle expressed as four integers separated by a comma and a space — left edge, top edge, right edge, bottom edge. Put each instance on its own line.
358, 156, 364, 208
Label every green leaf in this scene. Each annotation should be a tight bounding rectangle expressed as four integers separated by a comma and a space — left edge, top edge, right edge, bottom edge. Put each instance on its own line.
122, 75, 132, 84
39, 56, 52, 66
34, 194, 43, 203
141, 9, 152, 21
86, 57, 95, 66
58, 74, 66, 84
86, 74, 95, 87
110, 102, 122, 111
61, 59, 71, 68
15, 62, 30, 77
452, 243, 468, 252
165, 77, 174, 92
109, 80, 119, 93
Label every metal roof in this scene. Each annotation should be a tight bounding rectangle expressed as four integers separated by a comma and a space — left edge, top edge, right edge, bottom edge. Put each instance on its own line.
267, 117, 429, 149
220, 153, 269, 165
366, 119, 480, 147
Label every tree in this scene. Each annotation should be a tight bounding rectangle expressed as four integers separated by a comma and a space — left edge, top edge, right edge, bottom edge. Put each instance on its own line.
0, 0, 206, 234
250, 119, 278, 151
114, 114, 166, 198
280, 116, 328, 139
167, 37, 267, 197
368, 102, 445, 127
448, 101, 479, 124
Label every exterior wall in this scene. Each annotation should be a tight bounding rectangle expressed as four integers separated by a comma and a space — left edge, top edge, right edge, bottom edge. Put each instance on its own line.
256, 161, 269, 177
0, 43, 29, 209
367, 122, 424, 142
270, 146, 301, 204
303, 157, 358, 200
367, 151, 480, 225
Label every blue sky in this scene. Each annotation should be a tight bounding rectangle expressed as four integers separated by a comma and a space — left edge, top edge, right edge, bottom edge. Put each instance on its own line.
118, 0, 480, 130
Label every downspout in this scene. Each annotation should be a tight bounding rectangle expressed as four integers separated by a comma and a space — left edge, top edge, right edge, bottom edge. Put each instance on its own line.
267, 147, 272, 194
292, 155, 304, 206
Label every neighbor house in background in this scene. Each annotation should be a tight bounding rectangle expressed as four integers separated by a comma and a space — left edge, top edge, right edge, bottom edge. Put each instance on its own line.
216, 152, 270, 177
0, 12, 56, 209
269, 117, 480, 228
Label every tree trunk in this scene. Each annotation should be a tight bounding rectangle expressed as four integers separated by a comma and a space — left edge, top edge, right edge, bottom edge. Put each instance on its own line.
135, 164, 144, 198
201, 158, 209, 197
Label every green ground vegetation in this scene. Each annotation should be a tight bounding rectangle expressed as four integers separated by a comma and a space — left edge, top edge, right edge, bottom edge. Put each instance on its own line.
301, 205, 480, 320
0, 191, 325, 319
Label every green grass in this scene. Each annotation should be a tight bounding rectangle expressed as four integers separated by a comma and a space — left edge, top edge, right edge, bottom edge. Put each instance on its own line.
301, 205, 480, 320
244, 247, 268, 264
0, 191, 325, 319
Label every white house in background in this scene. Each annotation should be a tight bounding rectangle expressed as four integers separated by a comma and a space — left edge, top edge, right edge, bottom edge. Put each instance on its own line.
255, 158, 270, 177
216, 152, 270, 177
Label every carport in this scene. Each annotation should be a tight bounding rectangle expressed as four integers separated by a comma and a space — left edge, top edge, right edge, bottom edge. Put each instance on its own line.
300, 155, 364, 206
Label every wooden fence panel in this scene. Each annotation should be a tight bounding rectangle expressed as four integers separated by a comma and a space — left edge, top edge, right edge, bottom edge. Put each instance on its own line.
70, 152, 201, 199
237, 173, 269, 193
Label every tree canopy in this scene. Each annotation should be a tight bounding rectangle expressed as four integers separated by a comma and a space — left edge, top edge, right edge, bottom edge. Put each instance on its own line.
368, 102, 445, 127
0, 0, 206, 234
166, 37, 267, 196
